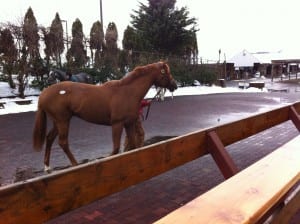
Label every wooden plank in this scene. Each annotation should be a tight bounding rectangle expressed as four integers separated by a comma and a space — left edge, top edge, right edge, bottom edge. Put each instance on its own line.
206, 130, 238, 179
216, 105, 290, 146
0, 130, 208, 224
294, 102, 300, 112
154, 135, 300, 224
289, 106, 300, 132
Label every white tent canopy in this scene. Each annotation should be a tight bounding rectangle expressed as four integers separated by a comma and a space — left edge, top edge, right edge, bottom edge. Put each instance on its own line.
228, 49, 260, 67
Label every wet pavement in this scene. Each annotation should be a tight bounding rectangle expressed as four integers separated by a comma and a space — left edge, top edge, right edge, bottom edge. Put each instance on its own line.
0, 79, 300, 223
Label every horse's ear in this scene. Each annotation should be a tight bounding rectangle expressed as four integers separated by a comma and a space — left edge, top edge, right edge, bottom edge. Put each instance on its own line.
161, 62, 170, 75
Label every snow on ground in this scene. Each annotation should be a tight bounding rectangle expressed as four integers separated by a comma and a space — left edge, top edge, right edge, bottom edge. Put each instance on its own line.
0, 81, 266, 116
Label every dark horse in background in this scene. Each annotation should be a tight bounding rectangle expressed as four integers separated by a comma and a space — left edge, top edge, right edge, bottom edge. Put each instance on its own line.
33, 61, 177, 172
47, 68, 93, 85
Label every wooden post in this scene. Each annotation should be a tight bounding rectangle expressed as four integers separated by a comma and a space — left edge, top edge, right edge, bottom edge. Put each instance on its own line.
206, 130, 239, 179
289, 106, 300, 132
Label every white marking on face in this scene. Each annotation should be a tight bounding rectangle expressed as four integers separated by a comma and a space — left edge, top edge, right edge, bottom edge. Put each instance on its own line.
59, 90, 66, 95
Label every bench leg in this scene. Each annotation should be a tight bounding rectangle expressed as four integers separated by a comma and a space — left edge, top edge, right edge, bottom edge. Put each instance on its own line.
289, 106, 300, 132
206, 130, 239, 179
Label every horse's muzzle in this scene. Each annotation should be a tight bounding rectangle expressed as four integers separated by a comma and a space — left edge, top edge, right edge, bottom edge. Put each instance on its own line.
168, 79, 178, 92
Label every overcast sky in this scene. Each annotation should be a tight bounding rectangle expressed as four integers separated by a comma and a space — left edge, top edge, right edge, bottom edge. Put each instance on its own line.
1, 0, 300, 61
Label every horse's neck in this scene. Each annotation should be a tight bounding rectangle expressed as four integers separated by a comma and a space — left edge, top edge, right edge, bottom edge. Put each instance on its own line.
121, 71, 156, 100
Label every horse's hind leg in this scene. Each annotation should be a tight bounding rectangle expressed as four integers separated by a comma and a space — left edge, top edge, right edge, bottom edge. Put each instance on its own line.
111, 123, 124, 155
124, 122, 137, 152
57, 121, 78, 166
44, 124, 58, 172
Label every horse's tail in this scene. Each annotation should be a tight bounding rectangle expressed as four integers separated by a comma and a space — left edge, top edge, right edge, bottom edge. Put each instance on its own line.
33, 107, 47, 151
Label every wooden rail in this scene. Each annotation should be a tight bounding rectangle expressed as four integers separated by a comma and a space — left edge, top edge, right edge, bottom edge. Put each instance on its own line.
155, 136, 300, 224
0, 102, 300, 224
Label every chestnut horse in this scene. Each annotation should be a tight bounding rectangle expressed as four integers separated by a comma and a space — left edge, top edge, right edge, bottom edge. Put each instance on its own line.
33, 61, 177, 171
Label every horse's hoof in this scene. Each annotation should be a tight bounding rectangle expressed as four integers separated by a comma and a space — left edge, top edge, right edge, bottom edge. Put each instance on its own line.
44, 165, 52, 173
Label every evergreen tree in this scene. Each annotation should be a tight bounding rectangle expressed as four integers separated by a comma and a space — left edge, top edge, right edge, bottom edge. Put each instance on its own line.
23, 7, 40, 60
89, 21, 104, 67
129, 0, 198, 57
122, 26, 143, 67
123, 26, 138, 51
66, 18, 87, 70
103, 22, 119, 77
46, 13, 65, 67
16, 7, 41, 98
0, 28, 18, 88
105, 22, 118, 50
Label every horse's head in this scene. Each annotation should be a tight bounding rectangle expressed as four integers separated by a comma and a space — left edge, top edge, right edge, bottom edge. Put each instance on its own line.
154, 62, 177, 92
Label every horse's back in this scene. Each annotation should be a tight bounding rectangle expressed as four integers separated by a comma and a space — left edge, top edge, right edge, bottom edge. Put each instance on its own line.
39, 82, 112, 123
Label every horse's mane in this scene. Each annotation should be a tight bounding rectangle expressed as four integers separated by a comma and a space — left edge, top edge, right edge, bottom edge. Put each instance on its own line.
120, 62, 162, 85
101, 62, 165, 88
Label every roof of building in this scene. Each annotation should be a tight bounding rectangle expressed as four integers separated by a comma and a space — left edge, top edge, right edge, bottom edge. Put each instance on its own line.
228, 49, 260, 67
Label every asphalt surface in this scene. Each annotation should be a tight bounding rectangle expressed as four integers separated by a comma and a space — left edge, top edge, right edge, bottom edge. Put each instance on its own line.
0, 79, 300, 223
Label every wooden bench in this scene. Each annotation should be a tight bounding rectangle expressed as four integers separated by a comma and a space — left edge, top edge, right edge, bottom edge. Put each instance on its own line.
249, 82, 265, 90
155, 135, 300, 224
0, 102, 299, 224
14, 99, 32, 105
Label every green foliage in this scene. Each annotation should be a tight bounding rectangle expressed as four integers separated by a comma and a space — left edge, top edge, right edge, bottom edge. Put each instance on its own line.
194, 67, 217, 86
129, 0, 198, 56
82, 66, 122, 84
168, 60, 218, 86
122, 26, 140, 50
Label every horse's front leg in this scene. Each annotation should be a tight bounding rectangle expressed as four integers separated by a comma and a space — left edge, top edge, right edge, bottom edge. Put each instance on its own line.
111, 122, 124, 155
